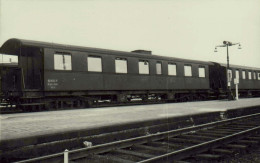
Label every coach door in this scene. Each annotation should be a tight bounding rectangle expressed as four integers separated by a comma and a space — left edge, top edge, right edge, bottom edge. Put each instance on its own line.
21, 47, 43, 90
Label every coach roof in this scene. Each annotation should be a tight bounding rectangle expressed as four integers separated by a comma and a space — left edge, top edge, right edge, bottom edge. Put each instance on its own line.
1, 38, 212, 65
219, 63, 260, 71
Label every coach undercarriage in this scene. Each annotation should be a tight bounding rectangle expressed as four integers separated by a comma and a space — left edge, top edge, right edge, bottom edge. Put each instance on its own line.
1, 89, 212, 112
2, 89, 250, 112
1, 88, 260, 112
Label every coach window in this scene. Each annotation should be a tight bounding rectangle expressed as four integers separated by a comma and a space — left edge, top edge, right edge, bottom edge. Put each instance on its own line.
227, 69, 232, 79
54, 53, 72, 70
115, 58, 127, 73
168, 63, 177, 76
139, 60, 149, 74
258, 73, 260, 80
184, 65, 192, 77
242, 70, 246, 79
88, 56, 102, 72
198, 67, 205, 78
156, 62, 162, 75
253, 72, 256, 80
235, 70, 239, 79
248, 71, 252, 80
0, 53, 18, 64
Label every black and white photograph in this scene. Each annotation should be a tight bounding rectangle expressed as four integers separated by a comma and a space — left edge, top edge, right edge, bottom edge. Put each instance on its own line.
1, 0, 260, 162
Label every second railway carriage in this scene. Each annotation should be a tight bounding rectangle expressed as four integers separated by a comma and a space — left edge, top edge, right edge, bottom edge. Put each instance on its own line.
0, 38, 213, 110
208, 62, 260, 98
220, 63, 260, 97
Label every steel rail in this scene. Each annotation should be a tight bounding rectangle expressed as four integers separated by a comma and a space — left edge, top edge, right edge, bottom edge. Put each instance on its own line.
16, 112, 260, 163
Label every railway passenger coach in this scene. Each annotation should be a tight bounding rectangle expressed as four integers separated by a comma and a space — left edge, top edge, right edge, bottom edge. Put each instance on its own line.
0, 38, 260, 111
208, 63, 260, 97
221, 64, 260, 97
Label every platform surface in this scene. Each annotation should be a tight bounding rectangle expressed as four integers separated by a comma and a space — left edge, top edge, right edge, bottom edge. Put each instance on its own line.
1, 98, 260, 141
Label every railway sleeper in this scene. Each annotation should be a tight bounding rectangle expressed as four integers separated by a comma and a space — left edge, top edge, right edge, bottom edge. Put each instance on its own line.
174, 161, 191, 163
103, 152, 142, 162
232, 120, 260, 125
132, 144, 168, 154
230, 121, 260, 125
210, 148, 234, 155
112, 148, 155, 159
200, 129, 237, 134
246, 136, 260, 141
94, 153, 135, 163
213, 127, 244, 131
193, 153, 223, 161
214, 127, 245, 132
180, 134, 216, 141
74, 152, 135, 163
148, 141, 184, 150
225, 144, 248, 150
168, 137, 205, 145
236, 139, 259, 146
193, 132, 225, 138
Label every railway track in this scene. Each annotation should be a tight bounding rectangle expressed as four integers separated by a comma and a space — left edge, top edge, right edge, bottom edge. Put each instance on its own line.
16, 112, 260, 163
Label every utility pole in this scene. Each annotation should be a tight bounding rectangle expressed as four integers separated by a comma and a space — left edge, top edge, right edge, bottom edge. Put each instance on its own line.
214, 41, 242, 100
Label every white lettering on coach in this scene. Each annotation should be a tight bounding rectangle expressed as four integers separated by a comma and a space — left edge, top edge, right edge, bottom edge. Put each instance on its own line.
47, 79, 59, 89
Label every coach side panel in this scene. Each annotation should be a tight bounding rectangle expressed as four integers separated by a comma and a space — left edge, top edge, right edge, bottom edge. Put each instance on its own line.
43, 48, 210, 91
229, 68, 260, 90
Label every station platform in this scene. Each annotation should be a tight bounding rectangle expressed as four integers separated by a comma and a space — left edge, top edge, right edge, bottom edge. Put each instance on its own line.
1, 98, 260, 158
1, 98, 260, 140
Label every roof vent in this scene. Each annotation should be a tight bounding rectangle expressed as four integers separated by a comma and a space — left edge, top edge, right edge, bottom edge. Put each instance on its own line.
131, 50, 152, 55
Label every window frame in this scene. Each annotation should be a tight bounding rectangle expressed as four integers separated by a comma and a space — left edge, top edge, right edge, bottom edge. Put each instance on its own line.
248, 71, 252, 80
184, 65, 192, 77
235, 70, 240, 79
168, 63, 177, 76
242, 70, 246, 79
87, 55, 103, 72
198, 66, 206, 78
0, 53, 18, 64
253, 72, 256, 80
115, 57, 128, 74
54, 52, 72, 71
156, 61, 162, 75
138, 60, 150, 75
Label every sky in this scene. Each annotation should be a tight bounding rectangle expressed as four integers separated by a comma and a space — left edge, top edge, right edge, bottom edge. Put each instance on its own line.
0, 0, 260, 67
